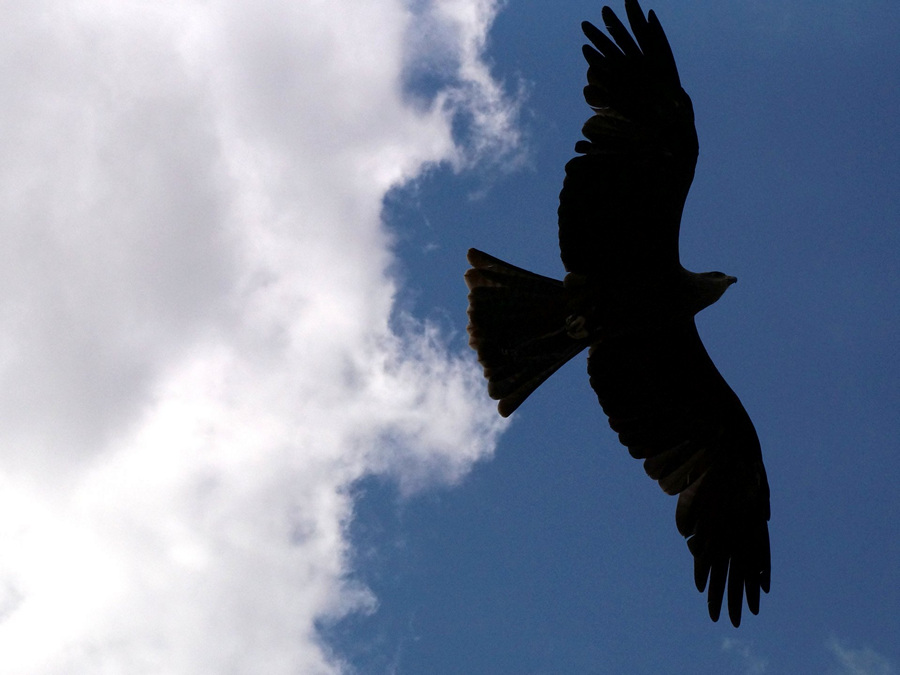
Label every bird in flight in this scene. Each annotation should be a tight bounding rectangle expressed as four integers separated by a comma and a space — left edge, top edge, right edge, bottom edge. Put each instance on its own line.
465, 0, 770, 627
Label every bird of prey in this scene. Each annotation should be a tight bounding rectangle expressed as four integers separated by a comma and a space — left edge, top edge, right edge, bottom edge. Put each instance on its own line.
464, 0, 770, 627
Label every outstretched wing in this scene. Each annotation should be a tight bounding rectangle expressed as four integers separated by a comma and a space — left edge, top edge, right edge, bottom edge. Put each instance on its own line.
558, 0, 698, 278
588, 320, 771, 626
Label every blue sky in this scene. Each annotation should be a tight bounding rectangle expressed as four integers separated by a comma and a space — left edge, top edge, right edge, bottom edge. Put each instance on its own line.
0, 0, 897, 673
333, 1, 900, 672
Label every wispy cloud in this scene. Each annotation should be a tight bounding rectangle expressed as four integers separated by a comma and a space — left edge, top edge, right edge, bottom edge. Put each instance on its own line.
0, 0, 516, 671
722, 637, 769, 675
828, 638, 896, 675
402, 0, 525, 171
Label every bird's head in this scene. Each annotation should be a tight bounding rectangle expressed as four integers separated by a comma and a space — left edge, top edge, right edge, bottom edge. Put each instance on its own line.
686, 270, 737, 314
704, 270, 738, 288
704, 269, 737, 298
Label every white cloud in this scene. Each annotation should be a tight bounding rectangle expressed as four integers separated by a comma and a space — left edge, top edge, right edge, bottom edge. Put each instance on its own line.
829, 639, 896, 675
0, 0, 515, 671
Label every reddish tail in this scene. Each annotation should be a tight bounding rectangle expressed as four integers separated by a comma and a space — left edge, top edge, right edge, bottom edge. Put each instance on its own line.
465, 248, 589, 417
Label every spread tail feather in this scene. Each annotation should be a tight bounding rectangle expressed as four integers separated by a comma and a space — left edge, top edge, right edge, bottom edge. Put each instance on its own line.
465, 248, 589, 417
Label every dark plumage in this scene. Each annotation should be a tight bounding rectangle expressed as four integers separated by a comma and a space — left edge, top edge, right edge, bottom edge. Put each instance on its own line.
464, 0, 770, 627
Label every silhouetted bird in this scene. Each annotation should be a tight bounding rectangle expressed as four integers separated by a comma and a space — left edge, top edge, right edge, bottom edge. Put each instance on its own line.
465, 0, 770, 627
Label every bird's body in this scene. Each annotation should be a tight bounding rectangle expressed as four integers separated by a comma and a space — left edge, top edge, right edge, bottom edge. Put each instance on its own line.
465, 0, 770, 627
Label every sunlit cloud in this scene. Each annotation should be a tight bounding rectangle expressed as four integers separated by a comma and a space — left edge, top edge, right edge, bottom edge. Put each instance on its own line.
0, 0, 517, 671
